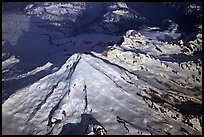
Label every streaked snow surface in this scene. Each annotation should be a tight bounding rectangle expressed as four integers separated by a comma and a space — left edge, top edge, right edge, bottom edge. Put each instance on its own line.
2, 2, 202, 135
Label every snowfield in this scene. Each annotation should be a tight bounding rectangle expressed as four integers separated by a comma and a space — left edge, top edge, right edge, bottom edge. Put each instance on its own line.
2, 2, 202, 135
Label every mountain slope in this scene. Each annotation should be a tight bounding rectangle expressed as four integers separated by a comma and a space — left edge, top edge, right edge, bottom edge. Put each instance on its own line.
2, 30, 202, 134
2, 2, 202, 135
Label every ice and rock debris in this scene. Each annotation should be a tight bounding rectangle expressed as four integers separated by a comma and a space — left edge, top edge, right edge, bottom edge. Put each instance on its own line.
2, 2, 202, 135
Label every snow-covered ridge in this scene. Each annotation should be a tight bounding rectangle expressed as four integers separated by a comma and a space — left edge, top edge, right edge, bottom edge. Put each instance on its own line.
2, 53, 81, 135
2, 29, 202, 134
2, 2, 202, 135
103, 2, 145, 24
25, 2, 86, 22
95, 29, 202, 134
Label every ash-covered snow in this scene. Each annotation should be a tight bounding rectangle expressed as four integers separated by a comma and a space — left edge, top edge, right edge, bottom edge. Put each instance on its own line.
2, 2, 202, 135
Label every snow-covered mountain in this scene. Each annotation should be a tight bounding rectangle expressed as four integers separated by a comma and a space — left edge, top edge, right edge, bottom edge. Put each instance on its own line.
2, 2, 202, 135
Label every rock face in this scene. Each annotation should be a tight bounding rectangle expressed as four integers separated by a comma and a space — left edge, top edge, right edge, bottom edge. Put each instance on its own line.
2, 2, 202, 135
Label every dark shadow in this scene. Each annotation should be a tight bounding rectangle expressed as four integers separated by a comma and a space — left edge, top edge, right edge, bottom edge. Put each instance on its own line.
2, 40, 13, 62
174, 100, 202, 115
59, 113, 105, 135
73, 2, 108, 35
123, 48, 146, 55
2, 14, 67, 102
136, 92, 171, 107
159, 52, 201, 64
2, 2, 32, 13
126, 2, 202, 34
137, 89, 202, 115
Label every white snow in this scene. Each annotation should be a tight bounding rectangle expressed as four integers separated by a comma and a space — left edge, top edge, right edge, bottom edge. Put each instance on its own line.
2, 2, 202, 135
